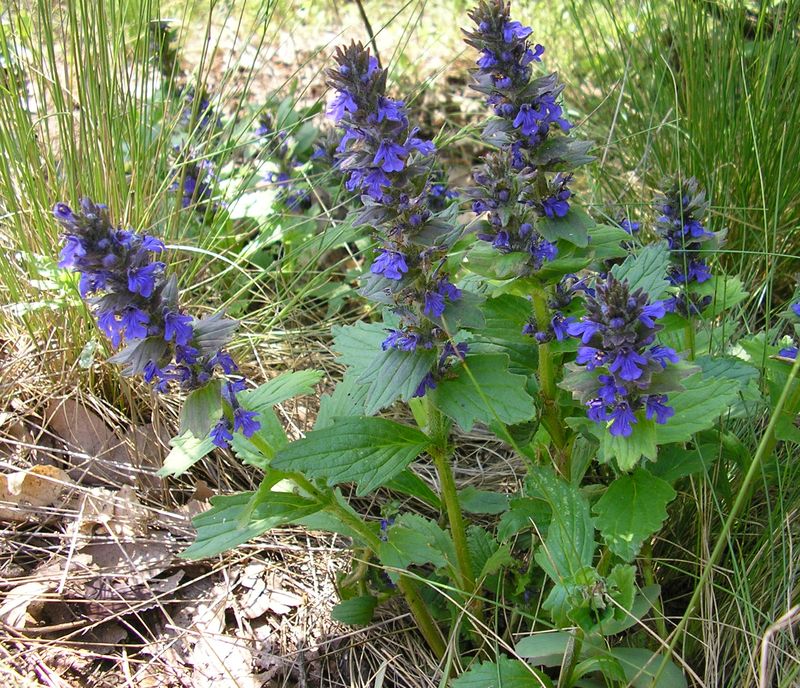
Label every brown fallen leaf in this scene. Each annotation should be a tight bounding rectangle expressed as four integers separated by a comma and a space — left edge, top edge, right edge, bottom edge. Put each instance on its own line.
47, 399, 162, 489
0, 581, 53, 629
0, 464, 73, 522
66, 484, 150, 540
237, 564, 303, 619
82, 539, 175, 586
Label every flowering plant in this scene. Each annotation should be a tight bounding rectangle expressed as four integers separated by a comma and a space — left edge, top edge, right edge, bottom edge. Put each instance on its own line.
57, 1, 800, 684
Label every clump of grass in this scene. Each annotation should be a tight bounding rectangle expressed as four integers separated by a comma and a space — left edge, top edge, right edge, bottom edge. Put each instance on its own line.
563, 0, 800, 298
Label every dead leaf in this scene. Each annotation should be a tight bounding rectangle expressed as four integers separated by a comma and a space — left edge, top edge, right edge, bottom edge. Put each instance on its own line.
238, 564, 302, 619
0, 581, 53, 628
47, 398, 147, 488
82, 539, 175, 585
67, 485, 150, 539
191, 480, 214, 501
0, 465, 73, 522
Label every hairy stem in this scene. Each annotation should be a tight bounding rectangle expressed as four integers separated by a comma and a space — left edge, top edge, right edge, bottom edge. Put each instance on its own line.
531, 287, 568, 473
425, 398, 475, 593
248, 434, 446, 658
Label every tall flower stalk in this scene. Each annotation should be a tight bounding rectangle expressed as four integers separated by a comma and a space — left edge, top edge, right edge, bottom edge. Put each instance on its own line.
566, 274, 681, 438
326, 42, 467, 396
54, 199, 259, 448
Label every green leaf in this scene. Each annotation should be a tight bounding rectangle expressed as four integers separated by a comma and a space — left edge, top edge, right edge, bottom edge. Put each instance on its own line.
467, 295, 538, 375
530, 467, 596, 584
378, 514, 454, 580
694, 275, 748, 318
180, 380, 222, 438
588, 223, 636, 262
315, 370, 369, 428
331, 321, 387, 374
330, 596, 378, 626
599, 418, 657, 471
537, 205, 594, 247
451, 656, 553, 688
160, 430, 215, 477
498, 497, 550, 541
694, 355, 759, 390
467, 525, 497, 578
598, 584, 661, 635
432, 353, 535, 431
240, 369, 323, 410
465, 243, 531, 279
385, 469, 441, 509
611, 241, 670, 300
181, 489, 322, 559
480, 543, 514, 578
606, 563, 636, 620
515, 631, 572, 667
359, 347, 437, 415
593, 469, 675, 561
271, 417, 432, 495
649, 444, 710, 483
609, 648, 687, 688
438, 289, 486, 330
655, 373, 740, 444
572, 656, 626, 683
458, 487, 510, 515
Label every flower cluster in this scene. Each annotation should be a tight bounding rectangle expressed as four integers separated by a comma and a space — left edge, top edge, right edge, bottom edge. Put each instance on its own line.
566, 274, 681, 437
464, 0, 592, 274
523, 274, 592, 343
255, 113, 313, 211
464, 0, 569, 156
169, 147, 221, 215
54, 199, 259, 449
655, 177, 720, 316
326, 42, 466, 395
468, 153, 558, 270
181, 85, 221, 136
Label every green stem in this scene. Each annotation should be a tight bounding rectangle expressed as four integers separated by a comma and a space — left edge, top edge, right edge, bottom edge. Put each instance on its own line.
684, 320, 696, 361
653, 354, 800, 682
425, 398, 475, 593
531, 288, 568, 473
558, 628, 584, 688
248, 434, 446, 659
640, 540, 668, 641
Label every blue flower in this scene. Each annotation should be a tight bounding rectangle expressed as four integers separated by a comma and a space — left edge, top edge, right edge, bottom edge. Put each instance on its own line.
371, 250, 409, 280
211, 418, 234, 448
98, 310, 125, 348
423, 290, 446, 317
121, 307, 150, 341
609, 401, 637, 437
164, 311, 194, 346
503, 20, 532, 42
127, 262, 164, 298
327, 89, 358, 122
568, 274, 681, 435
59, 236, 87, 269
373, 139, 407, 173
233, 408, 260, 438
412, 372, 437, 398
645, 395, 675, 424
792, 303, 800, 318
376, 96, 405, 122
